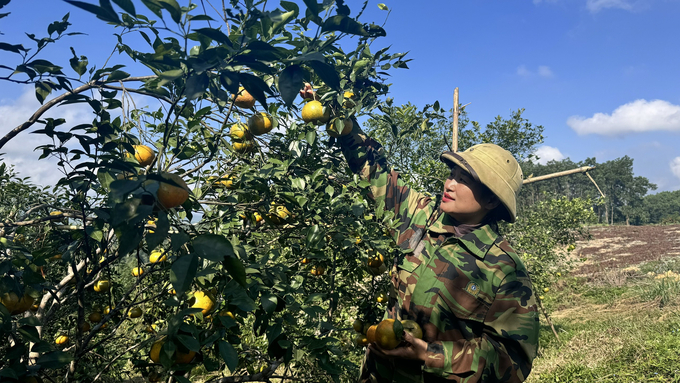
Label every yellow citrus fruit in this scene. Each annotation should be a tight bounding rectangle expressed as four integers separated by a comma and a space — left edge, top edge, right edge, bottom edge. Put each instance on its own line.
156, 172, 190, 209
168, 288, 176, 295
30, 303, 39, 312
375, 319, 404, 350
145, 324, 159, 333
149, 251, 167, 263
401, 319, 423, 339
352, 319, 364, 333
311, 265, 325, 276
93, 280, 110, 293
367, 263, 388, 276
354, 333, 369, 347
539, 295, 545, 300
327, 117, 353, 137
248, 112, 273, 135
376, 292, 387, 304
79, 322, 91, 332
367, 253, 385, 268
0, 292, 35, 315
232, 140, 255, 153
190, 291, 216, 315
55, 335, 69, 345
150, 338, 196, 364
132, 267, 144, 277
252, 212, 263, 223
219, 310, 236, 320
343, 91, 356, 108
366, 324, 378, 344
128, 307, 143, 318
89, 312, 102, 322
103, 306, 112, 315
300, 258, 311, 264
301, 100, 330, 125
131, 144, 156, 167
229, 123, 250, 140
233, 87, 255, 108
544, 287, 550, 293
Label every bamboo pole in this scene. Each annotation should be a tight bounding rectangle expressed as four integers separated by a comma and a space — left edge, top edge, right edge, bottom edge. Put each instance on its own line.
452, 88, 459, 152
522, 166, 595, 184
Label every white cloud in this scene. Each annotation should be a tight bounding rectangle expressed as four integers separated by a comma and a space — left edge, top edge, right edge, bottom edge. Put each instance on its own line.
0, 88, 95, 186
517, 65, 555, 78
533, 145, 566, 164
586, 0, 634, 13
671, 157, 680, 180
537, 65, 554, 78
567, 99, 680, 136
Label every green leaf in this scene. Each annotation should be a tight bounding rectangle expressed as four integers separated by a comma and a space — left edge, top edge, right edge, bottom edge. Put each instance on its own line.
278, 64, 305, 108
184, 72, 208, 100
170, 253, 198, 296
69, 49, 88, 76
37, 350, 73, 369
146, 211, 169, 250
112, 0, 135, 15
306, 61, 340, 90
0, 42, 27, 53
321, 15, 368, 37
261, 293, 278, 314
64, 1, 120, 24
378, 3, 389, 10
177, 334, 200, 352
18, 326, 41, 342
305, 224, 323, 249
157, 0, 181, 23
35, 82, 51, 105
218, 340, 238, 372
140, 0, 162, 18
195, 28, 233, 47
193, 234, 234, 262
223, 256, 247, 287
219, 71, 239, 95
107, 70, 130, 82
302, 0, 318, 15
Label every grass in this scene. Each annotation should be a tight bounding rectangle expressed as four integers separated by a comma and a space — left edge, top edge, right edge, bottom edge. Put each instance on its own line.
527, 261, 680, 383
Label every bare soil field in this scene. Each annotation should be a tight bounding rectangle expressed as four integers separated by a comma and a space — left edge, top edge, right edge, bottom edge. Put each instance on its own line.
573, 224, 680, 278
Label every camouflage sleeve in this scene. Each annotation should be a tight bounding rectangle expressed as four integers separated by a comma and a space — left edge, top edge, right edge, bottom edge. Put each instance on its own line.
421, 270, 539, 382
336, 123, 431, 229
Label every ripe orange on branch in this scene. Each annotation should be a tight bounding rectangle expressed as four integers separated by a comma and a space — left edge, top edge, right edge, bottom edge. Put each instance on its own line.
129, 144, 156, 167
93, 280, 110, 293
232, 87, 256, 108
232, 140, 255, 153
327, 117, 353, 137
0, 292, 35, 315
229, 123, 250, 140
150, 338, 196, 365
156, 172, 190, 209
248, 112, 273, 135
190, 291, 216, 315
301, 100, 330, 125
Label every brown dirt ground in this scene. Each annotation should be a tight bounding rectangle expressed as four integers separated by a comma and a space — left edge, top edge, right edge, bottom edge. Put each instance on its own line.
572, 224, 680, 279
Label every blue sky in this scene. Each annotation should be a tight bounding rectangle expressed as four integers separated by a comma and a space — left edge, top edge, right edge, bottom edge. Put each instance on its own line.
1, 0, 679, 192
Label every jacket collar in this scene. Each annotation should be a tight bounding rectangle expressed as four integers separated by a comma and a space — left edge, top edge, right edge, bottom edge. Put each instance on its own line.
428, 209, 499, 259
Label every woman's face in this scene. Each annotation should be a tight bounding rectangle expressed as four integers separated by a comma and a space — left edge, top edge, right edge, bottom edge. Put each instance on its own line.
441, 165, 499, 224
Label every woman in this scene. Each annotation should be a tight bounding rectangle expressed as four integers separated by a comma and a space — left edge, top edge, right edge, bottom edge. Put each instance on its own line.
336, 121, 539, 382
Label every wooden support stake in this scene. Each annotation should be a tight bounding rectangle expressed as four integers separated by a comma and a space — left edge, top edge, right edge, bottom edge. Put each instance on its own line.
585, 171, 606, 199
522, 166, 595, 184
452, 88, 459, 152
537, 297, 560, 342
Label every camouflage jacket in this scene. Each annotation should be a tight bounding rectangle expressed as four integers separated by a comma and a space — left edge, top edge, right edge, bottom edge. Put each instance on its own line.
338, 128, 539, 382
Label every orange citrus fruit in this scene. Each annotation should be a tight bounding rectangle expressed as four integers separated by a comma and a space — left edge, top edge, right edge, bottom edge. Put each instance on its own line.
367, 253, 385, 268
366, 324, 378, 344
352, 319, 364, 333
301, 100, 330, 125
248, 112, 273, 135
149, 251, 167, 263
327, 117, 353, 137
232, 140, 255, 153
156, 172, 190, 209
55, 334, 69, 345
128, 307, 143, 318
93, 280, 110, 293
401, 319, 423, 339
229, 123, 250, 140
79, 322, 91, 332
376, 292, 387, 304
311, 265, 325, 276
131, 144, 156, 167
233, 87, 255, 108
89, 312, 102, 322
375, 319, 404, 350
0, 292, 34, 315
190, 291, 216, 315
354, 333, 369, 347
132, 267, 144, 277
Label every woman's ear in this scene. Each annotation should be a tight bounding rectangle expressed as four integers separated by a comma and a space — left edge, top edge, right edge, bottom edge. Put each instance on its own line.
485, 194, 501, 211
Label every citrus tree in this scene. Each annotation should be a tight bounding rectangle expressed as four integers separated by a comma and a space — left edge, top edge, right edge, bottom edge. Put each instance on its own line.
0, 0, 410, 381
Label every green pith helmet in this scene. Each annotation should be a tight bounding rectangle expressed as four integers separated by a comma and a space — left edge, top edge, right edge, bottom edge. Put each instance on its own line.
440, 144, 523, 223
